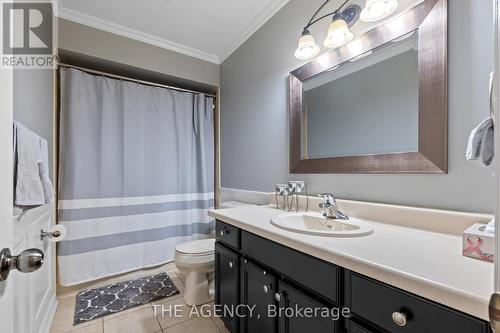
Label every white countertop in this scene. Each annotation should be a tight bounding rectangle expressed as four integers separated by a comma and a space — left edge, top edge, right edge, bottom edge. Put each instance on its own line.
209, 205, 494, 320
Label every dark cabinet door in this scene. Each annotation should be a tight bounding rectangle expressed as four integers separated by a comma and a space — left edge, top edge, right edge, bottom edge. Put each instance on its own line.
240, 258, 277, 333
277, 281, 338, 333
215, 242, 240, 333
346, 319, 378, 333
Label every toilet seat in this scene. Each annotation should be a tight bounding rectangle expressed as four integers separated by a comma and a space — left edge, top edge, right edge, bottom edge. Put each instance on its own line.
175, 253, 214, 265
175, 239, 215, 256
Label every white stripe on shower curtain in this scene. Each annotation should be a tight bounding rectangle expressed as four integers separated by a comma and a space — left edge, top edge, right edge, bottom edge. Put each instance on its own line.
58, 68, 215, 286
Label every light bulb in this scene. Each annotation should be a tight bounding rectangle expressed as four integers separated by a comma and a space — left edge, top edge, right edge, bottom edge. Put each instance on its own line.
294, 31, 320, 60
360, 0, 398, 22
323, 18, 353, 49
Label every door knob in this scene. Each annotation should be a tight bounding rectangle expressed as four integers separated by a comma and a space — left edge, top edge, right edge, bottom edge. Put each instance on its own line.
489, 293, 500, 332
274, 293, 283, 302
0, 248, 44, 281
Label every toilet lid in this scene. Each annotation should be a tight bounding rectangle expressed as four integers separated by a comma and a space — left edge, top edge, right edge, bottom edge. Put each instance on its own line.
175, 239, 215, 255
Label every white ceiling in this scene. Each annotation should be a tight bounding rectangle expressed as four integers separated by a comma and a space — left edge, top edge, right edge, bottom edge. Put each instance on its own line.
55, 0, 421, 65
55, 0, 290, 64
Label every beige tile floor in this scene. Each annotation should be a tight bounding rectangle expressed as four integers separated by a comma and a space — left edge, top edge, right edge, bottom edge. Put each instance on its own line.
50, 272, 230, 333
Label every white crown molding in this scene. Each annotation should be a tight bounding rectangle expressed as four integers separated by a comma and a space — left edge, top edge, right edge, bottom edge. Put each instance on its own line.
219, 0, 290, 63
54, 0, 290, 65
55, 5, 221, 64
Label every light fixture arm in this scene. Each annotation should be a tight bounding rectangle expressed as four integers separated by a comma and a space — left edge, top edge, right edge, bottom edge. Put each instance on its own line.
303, 0, 350, 31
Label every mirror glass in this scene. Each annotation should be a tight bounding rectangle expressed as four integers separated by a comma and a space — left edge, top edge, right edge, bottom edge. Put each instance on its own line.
302, 32, 419, 159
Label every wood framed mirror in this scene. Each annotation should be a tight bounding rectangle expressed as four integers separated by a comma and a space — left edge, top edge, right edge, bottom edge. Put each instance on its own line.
289, 0, 447, 174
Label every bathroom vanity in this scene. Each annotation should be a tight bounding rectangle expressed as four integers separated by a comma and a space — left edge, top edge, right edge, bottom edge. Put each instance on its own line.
210, 203, 492, 333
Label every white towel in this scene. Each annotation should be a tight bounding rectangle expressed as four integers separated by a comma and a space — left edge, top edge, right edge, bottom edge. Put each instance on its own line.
38, 137, 54, 203
466, 118, 494, 166
14, 121, 45, 206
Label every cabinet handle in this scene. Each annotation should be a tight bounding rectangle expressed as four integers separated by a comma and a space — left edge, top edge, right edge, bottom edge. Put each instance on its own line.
263, 284, 271, 294
274, 293, 283, 302
219, 230, 225, 236
228, 261, 235, 269
392, 311, 407, 327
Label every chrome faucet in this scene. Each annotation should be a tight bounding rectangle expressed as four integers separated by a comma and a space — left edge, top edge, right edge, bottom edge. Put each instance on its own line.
318, 193, 349, 220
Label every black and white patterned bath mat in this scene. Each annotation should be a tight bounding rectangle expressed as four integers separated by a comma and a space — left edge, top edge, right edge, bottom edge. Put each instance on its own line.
74, 272, 179, 325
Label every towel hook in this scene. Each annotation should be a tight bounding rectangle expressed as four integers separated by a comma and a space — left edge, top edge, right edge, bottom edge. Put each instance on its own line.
489, 71, 495, 124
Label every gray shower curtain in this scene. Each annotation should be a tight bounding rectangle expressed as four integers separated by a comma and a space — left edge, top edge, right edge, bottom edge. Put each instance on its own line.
57, 68, 215, 286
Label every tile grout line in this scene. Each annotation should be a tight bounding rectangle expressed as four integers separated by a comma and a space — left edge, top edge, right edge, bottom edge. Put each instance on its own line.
210, 317, 221, 333
155, 307, 163, 333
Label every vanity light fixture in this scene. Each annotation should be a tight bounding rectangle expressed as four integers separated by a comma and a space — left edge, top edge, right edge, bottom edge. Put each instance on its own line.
294, 0, 399, 60
360, 0, 399, 22
323, 14, 354, 48
294, 30, 321, 60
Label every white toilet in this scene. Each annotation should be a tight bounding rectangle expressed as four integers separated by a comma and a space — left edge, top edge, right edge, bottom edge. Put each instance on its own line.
174, 238, 215, 306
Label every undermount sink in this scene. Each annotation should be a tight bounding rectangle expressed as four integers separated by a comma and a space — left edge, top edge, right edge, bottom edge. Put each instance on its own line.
270, 212, 374, 237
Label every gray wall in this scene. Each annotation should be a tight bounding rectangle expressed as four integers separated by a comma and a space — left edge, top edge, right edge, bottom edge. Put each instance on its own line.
306, 50, 418, 158
220, 0, 495, 213
14, 69, 54, 177
58, 19, 219, 87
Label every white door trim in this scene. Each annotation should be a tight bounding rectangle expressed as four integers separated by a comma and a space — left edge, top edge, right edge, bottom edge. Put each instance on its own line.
0, 46, 15, 333
495, 0, 500, 293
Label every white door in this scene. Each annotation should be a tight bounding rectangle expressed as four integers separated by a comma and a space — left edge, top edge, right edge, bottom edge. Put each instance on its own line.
12, 204, 58, 333
0, 56, 15, 333
0, 50, 57, 333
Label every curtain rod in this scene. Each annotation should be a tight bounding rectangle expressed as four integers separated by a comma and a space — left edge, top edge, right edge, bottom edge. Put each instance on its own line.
57, 62, 217, 98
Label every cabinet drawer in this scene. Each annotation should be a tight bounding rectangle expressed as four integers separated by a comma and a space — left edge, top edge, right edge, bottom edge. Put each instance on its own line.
216, 220, 240, 250
241, 231, 340, 304
347, 272, 489, 333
